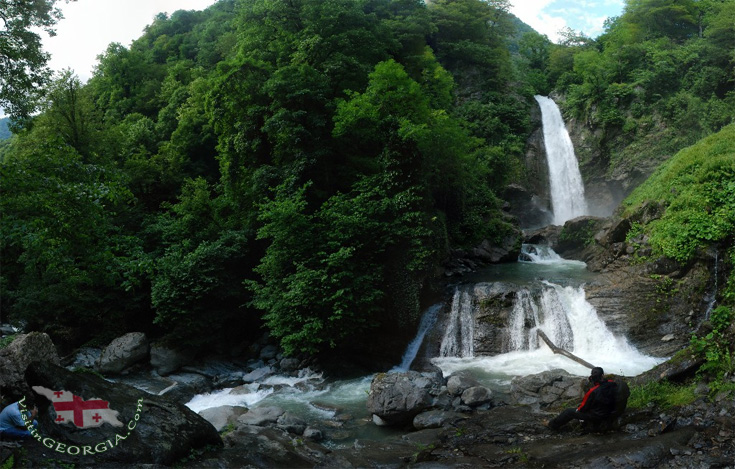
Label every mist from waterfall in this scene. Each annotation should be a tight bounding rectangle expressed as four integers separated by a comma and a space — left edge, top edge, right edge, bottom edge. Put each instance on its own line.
535, 95, 588, 225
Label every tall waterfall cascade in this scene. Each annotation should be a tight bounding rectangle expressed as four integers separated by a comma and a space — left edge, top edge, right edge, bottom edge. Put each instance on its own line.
534, 95, 588, 225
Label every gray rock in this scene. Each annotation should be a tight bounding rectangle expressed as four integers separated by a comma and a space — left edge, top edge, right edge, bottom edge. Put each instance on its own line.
413, 410, 467, 430
366, 371, 440, 426
276, 411, 307, 435
242, 366, 274, 383
461, 386, 493, 407
0, 332, 60, 397
303, 426, 323, 441
447, 372, 482, 396
198, 405, 248, 432
150, 342, 194, 376
97, 332, 149, 374
158, 372, 212, 403
510, 369, 582, 409
222, 425, 325, 467
259, 345, 279, 360
279, 357, 300, 371
25, 361, 221, 465
68, 347, 101, 369
238, 406, 285, 426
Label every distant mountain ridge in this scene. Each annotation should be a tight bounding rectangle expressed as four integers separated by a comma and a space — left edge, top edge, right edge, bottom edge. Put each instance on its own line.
0, 118, 11, 140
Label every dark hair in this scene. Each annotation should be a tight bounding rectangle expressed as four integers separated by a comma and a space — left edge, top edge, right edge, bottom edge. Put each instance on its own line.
589, 367, 604, 383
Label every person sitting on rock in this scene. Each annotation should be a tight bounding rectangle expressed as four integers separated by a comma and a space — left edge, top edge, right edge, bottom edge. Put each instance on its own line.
546, 367, 617, 431
0, 399, 38, 440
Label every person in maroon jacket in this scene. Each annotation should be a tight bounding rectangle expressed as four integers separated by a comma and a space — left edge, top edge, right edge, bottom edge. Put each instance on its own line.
547, 367, 618, 431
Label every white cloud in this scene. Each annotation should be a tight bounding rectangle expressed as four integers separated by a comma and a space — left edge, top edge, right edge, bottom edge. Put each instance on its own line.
42, 0, 217, 82
511, 0, 568, 42
510, 0, 568, 42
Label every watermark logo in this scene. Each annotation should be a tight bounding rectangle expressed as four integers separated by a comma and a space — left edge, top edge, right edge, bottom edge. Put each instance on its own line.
32, 386, 123, 428
19, 392, 143, 456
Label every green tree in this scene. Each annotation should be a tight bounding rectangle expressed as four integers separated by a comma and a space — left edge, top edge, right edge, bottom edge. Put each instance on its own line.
0, 0, 72, 124
0, 139, 148, 347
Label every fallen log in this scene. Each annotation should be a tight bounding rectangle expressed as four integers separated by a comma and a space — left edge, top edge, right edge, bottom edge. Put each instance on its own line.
537, 330, 596, 370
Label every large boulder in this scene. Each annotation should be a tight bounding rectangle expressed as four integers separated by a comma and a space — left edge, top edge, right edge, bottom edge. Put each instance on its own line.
510, 369, 583, 409
471, 232, 523, 264
366, 371, 440, 426
24, 361, 221, 465
0, 332, 59, 397
96, 332, 149, 374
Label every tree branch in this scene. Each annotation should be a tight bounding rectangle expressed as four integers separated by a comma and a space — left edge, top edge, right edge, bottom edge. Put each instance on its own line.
537, 329, 596, 370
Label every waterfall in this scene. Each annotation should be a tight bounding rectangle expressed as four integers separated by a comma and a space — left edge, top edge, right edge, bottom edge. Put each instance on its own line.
391, 303, 442, 372
439, 287, 475, 358
435, 280, 662, 376
704, 251, 719, 320
519, 243, 564, 263
534, 95, 588, 225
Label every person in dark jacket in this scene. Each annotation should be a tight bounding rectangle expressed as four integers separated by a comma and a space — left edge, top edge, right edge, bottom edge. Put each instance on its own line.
547, 367, 617, 431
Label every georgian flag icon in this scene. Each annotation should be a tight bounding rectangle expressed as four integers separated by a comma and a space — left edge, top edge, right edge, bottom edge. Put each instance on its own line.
32, 386, 124, 428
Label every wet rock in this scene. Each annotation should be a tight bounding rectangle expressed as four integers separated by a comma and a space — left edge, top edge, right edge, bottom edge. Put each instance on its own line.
279, 357, 300, 371
303, 426, 323, 441
598, 217, 631, 246
25, 361, 221, 465
555, 216, 605, 256
67, 347, 101, 370
96, 332, 149, 374
199, 405, 247, 432
220, 425, 325, 467
242, 366, 274, 383
0, 332, 60, 397
158, 371, 212, 403
149, 342, 194, 376
366, 371, 439, 426
413, 410, 467, 430
503, 184, 552, 229
446, 372, 482, 396
471, 233, 523, 264
277, 411, 307, 435
259, 344, 279, 361
461, 386, 493, 407
237, 406, 285, 426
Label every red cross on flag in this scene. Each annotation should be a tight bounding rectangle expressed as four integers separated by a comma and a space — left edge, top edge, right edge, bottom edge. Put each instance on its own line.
32, 386, 124, 428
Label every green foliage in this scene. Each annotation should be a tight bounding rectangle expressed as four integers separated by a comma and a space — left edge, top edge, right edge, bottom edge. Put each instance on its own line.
622, 125, 735, 262
0, 0, 69, 124
690, 306, 735, 380
551, 0, 735, 179
628, 380, 697, 409
1, 454, 13, 469
0, 141, 149, 345
0, 334, 17, 349
0, 0, 538, 356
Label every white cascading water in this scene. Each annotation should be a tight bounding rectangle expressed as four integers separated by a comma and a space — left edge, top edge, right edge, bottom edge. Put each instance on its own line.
391, 303, 442, 372
534, 95, 588, 225
433, 245, 665, 379
439, 288, 475, 358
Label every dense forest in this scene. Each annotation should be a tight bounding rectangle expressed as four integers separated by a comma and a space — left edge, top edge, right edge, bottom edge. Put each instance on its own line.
1, 0, 733, 366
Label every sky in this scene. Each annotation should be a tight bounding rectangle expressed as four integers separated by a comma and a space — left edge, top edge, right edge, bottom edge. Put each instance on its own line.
27, 0, 625, 100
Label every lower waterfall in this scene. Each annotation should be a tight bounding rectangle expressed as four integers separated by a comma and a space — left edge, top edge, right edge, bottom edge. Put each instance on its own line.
433, 245, 664, 383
